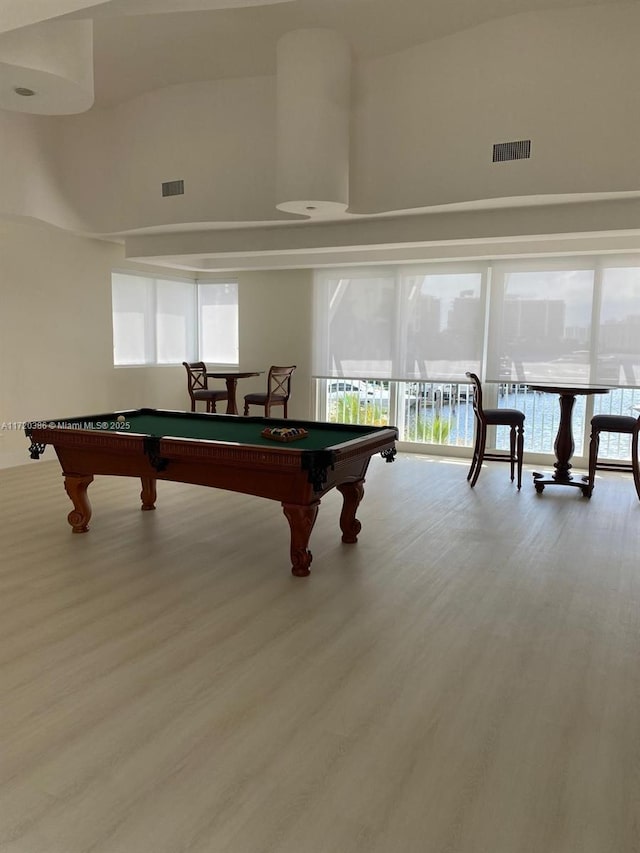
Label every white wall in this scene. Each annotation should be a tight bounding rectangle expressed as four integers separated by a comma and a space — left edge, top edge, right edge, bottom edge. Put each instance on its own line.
0, 220, 314, 467
0, 219, 118, 466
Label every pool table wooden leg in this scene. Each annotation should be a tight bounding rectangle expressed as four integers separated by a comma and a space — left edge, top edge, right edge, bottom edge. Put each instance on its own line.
337, 479, 364, 543
63, 474, 93, 533
140, 477, 157, 511
282, 501, 320, 577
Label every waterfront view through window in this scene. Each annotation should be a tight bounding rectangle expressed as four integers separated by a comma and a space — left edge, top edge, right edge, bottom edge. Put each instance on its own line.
313, 257, 640, 464
318, 380, 640, 462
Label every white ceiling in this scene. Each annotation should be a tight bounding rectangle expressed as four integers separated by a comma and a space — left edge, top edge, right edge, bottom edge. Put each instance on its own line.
4, 0, 639, 271
49, 0, 633, 107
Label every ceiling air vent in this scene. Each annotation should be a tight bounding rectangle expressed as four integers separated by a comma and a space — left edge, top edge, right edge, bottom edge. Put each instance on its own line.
492, 140, 531, 163
162, 179, 184, 197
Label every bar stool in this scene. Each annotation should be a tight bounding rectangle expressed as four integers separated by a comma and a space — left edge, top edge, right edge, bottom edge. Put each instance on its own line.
465, 372, 525, 489
586, 413, 640, 499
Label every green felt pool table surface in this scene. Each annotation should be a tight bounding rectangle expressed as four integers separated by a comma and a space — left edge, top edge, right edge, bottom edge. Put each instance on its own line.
25, 409, 398, 577
83, 409, 380, 450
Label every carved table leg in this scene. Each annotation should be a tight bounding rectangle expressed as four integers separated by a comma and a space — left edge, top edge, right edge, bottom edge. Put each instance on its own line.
63, 474, 94, 533
553, 393, 577, 481
337, 479, 365, 543
140, 477, 157, 511
224, 378, 240, 415
282, 501, 320, 577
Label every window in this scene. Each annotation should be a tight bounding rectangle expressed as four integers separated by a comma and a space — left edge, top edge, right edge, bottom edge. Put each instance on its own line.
315, 256, 640, 389
596, 263, 640, 386
156, 278, 197, 364
112, 272, 238, 366
313, 256, 640, 454
313, 265, 485, 381
112, 273, 154, 365
487, 261, 595, 384
488, 259, 640, 387
198, 282, 239, 365
400, 269, 484, 381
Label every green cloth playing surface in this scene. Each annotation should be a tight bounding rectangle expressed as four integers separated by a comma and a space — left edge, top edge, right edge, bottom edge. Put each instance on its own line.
81, 411, 379, 452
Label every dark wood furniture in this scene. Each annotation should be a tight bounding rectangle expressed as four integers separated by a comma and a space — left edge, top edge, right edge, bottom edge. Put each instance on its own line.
182, 361, 228, 413
244, 365, 296, 418
466, 372, 525, 489
25, 409, 397, 577
205, 369, 262, 415
528, 384, 610, 495
586, 412, 640, 499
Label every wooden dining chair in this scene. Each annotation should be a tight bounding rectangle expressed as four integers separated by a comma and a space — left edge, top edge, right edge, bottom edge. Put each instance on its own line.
182, 362, 228, 413
586, 412, 640, 499
243, 365, 296, 417
465, 372, 525, 489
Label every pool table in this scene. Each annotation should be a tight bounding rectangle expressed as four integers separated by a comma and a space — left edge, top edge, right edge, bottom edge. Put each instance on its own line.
25, 409, 397, 577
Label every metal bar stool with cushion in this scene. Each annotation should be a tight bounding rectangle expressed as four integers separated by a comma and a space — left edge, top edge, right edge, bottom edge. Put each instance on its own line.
465, 372, 525, 489
586, 413, 640, 499
182, 361, 228, 413
243, 365, 296, 417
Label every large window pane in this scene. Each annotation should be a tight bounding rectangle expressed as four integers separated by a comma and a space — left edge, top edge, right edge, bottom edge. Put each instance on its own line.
488, 267, 594, 384
198, 283, 239, 364
156, 280, 196, 364
112, 273, 154, 365
400, 271, 484, 380
597, 266, 640, 386
314, 267, 484, 381
316, 273, 395, 379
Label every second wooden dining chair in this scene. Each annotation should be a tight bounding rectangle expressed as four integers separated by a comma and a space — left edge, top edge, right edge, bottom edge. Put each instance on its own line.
465, 372, 525, 489
182, 362, 228, 413
243, 365, 296, 417
585, 412, 640, 499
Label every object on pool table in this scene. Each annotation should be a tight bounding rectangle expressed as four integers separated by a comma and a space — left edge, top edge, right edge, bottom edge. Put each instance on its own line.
117, 415, 126, 423
261, 426, 308, 442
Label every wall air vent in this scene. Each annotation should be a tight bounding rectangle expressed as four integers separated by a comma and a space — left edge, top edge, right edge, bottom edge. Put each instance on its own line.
162, 179, 184, 197
492, 140, 531, 163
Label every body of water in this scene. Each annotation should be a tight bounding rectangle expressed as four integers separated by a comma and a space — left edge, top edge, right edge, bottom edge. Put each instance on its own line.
403, 386, 640, 459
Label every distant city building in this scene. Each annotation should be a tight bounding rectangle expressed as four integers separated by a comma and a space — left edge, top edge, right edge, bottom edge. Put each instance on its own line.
599, 315, 640, 353
504, 298, 566, 342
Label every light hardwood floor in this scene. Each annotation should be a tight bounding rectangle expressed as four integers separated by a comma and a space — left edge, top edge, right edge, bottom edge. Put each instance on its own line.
1, 453, 639, 853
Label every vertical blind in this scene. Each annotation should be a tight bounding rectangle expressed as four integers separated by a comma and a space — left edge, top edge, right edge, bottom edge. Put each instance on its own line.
314, 257, 640, 387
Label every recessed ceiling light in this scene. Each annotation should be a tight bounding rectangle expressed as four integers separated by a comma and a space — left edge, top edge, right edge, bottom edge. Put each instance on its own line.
14, 87, 36, 97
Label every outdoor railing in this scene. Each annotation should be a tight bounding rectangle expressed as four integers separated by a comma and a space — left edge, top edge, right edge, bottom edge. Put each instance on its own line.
320, 379, 640, 461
